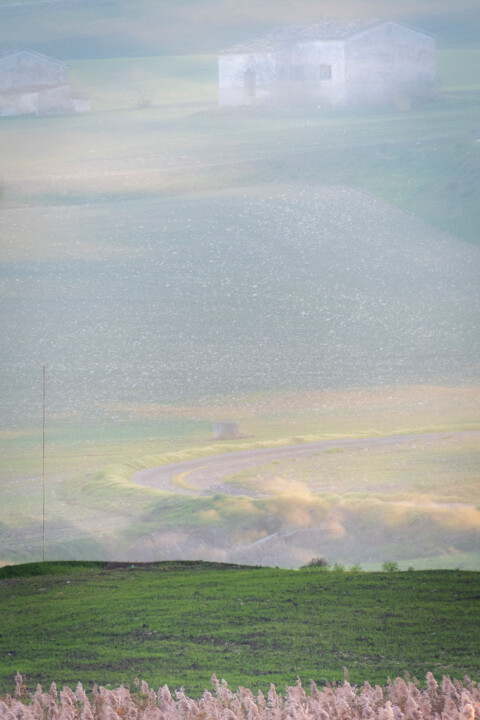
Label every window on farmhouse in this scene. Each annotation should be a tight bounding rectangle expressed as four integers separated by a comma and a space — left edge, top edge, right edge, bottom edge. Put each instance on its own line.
319, 64, 332, 80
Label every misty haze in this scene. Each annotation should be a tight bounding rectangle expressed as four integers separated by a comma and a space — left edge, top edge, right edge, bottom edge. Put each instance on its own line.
0, 0, 479, 572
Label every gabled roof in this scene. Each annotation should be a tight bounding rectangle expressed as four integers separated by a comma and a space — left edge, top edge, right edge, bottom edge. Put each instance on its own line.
221, 20, 431, 54
0, 49, 67, 67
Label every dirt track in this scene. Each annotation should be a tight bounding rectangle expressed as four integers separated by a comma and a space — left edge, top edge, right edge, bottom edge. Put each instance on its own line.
132, 430, 479, 497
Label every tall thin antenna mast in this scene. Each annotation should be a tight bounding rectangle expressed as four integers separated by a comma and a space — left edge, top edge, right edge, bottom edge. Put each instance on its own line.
42, 365, 46, 563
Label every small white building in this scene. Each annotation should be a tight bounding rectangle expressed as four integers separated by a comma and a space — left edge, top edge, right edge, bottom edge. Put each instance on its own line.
0, 49, 89, 117
213, 421, 240, 440
218, 21, 436, 108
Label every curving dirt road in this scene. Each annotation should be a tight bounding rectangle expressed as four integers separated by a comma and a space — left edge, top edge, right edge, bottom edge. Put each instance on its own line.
132, 430, 478, 497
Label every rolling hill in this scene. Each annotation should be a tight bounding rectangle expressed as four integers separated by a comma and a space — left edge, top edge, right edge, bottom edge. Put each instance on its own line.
0, 562, 479, 695
0, 0, 479, 58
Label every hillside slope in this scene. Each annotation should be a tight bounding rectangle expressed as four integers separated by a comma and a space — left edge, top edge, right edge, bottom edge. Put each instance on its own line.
0, 562, 479, 695
3, 184, 479, 425
0, 0, 479, 57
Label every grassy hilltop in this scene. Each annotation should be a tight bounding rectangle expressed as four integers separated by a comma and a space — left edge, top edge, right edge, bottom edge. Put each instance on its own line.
0, 562, 479, 696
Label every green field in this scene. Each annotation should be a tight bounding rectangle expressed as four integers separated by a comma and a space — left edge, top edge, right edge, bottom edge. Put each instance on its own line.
0, 562, 479, 696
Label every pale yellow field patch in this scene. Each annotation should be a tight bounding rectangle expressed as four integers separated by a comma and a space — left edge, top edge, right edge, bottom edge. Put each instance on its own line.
104, 385, 480, 438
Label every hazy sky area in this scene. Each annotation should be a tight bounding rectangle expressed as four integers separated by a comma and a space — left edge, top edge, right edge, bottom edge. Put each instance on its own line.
0, 0, 479, 567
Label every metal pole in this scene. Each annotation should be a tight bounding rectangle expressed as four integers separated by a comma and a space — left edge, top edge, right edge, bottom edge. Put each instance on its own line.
42, 365, 46, 563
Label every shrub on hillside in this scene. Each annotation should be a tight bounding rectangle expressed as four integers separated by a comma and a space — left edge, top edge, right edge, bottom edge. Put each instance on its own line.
305, 556, 330, 568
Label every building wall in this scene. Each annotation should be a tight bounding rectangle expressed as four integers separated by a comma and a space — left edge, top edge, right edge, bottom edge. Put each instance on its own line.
0, 51, 68, 92
72, 97, 91, 114
344, 22, 436, 105
219, 43, 346, 107
0, 85, 73, 116
218, 23, 436, 109
38, 84, 72, 114
0, 89, 38, 116
289, 40, 345, 106
218, 52, 276, 106
0, 51, 90, 115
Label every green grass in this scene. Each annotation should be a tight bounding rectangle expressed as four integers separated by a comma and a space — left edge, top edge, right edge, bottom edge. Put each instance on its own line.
0, 562, 479, 696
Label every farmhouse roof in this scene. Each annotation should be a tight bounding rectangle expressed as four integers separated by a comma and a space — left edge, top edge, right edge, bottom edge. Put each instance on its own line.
221, 20, 430, 53
0, 48, 68, 67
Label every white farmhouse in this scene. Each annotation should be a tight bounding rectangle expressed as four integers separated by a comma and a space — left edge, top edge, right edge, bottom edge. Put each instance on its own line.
218, 21, 436, 108
0, 49, 89, 117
